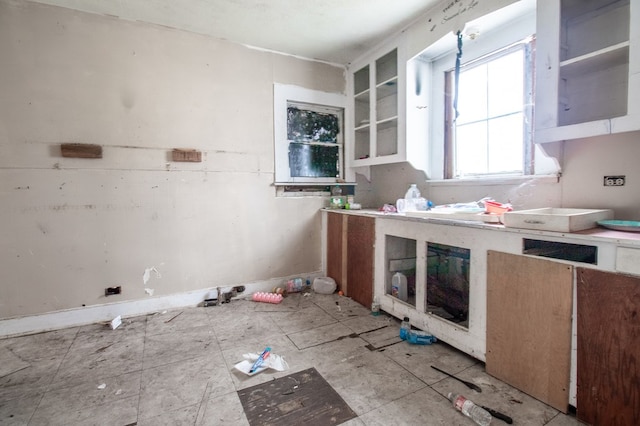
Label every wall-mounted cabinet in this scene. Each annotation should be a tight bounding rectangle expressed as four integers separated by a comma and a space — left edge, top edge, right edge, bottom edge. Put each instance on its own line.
349, 40, 406, 167
535, 0, 639, 143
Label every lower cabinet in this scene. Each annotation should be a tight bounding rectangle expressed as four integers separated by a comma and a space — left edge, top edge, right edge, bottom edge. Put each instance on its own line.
576, 268, 640, 425
326, 211, 374, 308
486, 251, 573, 412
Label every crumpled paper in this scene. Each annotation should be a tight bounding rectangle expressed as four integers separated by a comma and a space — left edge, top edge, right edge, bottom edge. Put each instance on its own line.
234, 351, 289, 376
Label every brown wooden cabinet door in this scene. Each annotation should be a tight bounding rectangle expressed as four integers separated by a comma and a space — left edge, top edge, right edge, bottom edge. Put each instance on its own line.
326, 212, 344, 292
346, 215, 374, 307
486, 251, 573, 412
577, 268, 640, 425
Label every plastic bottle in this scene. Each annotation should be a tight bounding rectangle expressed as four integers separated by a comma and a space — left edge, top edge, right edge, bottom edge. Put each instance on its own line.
371, 296, 380, 316
286, 278, 304, 293
405, 184, 421, 200
400, 316, 411, 340
447, 393, 492, 426
408, 329, 438, 345
330, 185, 344, 209
391, 272, 408, 302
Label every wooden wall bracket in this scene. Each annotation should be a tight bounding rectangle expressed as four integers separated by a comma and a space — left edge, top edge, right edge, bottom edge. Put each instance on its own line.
171, 149, 202, 162
60, 143, 103, 158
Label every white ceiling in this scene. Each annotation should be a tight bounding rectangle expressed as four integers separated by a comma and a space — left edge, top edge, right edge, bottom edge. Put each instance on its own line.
29, 0, 442, 65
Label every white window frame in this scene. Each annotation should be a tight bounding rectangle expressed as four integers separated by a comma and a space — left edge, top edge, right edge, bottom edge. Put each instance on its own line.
425, 5, 558, 181
445, 39, 534, 178
273, 84, 347, 184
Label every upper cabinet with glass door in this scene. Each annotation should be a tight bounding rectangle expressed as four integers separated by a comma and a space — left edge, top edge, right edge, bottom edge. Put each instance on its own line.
350, 40, 406, 167
535, 0, 639, 143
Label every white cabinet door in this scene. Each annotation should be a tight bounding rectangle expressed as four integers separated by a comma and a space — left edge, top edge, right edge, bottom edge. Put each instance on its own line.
349, 38, 406, 167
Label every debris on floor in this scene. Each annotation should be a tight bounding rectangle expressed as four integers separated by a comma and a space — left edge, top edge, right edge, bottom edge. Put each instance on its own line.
237, 367, 357, 426
164, 311, 183, 323
234, 348, 289, 376
251, 292, 283, 304
110, 315, 122, 330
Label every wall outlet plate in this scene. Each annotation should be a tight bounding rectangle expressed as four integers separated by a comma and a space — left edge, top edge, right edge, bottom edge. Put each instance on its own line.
604, 176, 625, 186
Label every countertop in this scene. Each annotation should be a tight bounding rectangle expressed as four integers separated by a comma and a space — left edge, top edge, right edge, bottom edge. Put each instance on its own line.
323, 208, 640, 247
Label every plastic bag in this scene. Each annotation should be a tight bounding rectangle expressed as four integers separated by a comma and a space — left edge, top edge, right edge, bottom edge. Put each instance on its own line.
313, 277, 337, 294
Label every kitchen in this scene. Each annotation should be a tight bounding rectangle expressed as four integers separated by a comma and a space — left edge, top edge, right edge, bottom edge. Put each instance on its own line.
1, 0, 639, 424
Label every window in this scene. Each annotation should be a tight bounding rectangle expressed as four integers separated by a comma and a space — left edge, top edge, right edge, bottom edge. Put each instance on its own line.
273, 84, 346, 184
286, 102, 343, 178
409, 1, 558, 180
445, 39, 534, 178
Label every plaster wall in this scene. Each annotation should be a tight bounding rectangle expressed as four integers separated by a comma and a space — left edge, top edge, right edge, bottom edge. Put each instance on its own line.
0, 0, 345, 319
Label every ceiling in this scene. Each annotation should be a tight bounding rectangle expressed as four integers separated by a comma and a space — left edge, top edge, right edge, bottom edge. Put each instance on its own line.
29, 0, 442, 65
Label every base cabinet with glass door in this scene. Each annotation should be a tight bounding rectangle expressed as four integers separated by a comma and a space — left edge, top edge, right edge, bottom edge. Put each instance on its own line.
535, 0, 639, 143
374, 218, 487, 361
350, 41, 406, 167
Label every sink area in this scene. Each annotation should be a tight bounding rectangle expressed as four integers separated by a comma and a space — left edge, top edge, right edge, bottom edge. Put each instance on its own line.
502, 208, 614, 232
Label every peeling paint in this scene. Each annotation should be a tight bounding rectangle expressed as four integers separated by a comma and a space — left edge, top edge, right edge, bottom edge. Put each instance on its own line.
143, 267, 161, 285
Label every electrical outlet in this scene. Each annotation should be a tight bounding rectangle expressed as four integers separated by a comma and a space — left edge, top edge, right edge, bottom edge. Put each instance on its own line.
604, 175, 625, 186
105, 286, 121, 296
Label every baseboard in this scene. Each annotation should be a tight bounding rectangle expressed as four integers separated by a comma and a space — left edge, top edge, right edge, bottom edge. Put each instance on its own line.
0, 272, 323, 338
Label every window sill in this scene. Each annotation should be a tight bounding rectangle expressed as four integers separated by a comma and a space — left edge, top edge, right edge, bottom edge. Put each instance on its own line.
428, 174, 560, 187
274, 182, 357, 198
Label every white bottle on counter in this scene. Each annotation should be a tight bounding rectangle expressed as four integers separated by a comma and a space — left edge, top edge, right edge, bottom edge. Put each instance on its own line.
405, 184, 421, 200
391, 272, 408, 302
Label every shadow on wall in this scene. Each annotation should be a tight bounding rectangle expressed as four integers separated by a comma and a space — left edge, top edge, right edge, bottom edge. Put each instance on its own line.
368, 161, 562, 210
362, 162, 428, 209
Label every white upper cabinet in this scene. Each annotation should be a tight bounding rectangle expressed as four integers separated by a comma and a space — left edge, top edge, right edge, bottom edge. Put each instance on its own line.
535, 0, 639, 143
348, 38, 407, 167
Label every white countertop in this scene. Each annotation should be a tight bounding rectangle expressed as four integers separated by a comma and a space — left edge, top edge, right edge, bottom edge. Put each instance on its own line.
323, 208, 640, 247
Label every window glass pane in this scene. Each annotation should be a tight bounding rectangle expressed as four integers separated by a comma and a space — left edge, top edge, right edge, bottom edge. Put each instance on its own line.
488, 50, 524, 117
456, 65, 487, 124
487, 113, 523, 173
288, 143, 339, 177
287, 106, 340, 143
455, 121, 487, 176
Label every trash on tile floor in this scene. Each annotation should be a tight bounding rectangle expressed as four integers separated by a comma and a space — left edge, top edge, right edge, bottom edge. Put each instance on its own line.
234, 348, 289, 376
286, 277, 304, 293
448, 392, 492, 426
97, 383, 106, 390
110, 315, 122, 330
312, 276, 336, 294
203, 298, 218, 307
432, 366, 482, 392
249, 347, 271, 373
252, 292, 283, 304
481, 405, 513, 424
407, 329, 437, 345
164, 311, 183, 323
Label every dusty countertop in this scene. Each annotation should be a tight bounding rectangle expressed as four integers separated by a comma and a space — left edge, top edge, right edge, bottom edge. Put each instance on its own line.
323, 208, 640, 247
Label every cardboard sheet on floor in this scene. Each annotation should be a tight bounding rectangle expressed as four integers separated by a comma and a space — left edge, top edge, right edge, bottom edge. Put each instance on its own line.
237, 367, 356, 426
0, 348, 30, 378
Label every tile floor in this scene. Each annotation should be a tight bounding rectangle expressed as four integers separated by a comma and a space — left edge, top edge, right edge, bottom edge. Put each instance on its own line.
0, 292, 584, 425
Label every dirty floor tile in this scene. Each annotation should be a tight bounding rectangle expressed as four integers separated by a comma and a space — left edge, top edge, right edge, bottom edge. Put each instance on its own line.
0, 293, 584, 425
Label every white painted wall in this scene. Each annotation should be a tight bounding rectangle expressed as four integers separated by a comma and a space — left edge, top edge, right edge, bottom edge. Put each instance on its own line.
561, 131, 640, 220
366, 132, 640, 219
0, 0, 345, 321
